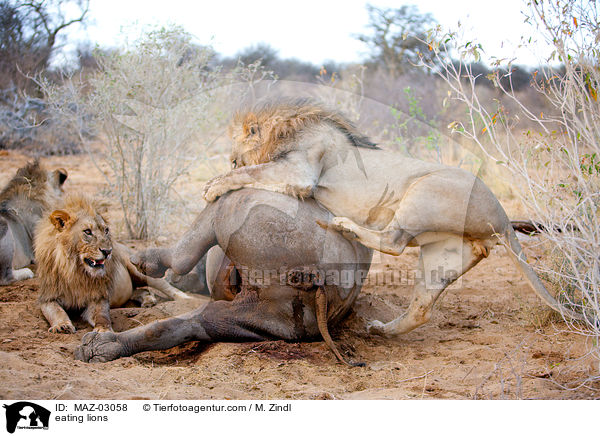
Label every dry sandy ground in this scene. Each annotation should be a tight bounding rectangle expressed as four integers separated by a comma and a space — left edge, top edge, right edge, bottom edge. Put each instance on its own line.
0, 150, 598, 400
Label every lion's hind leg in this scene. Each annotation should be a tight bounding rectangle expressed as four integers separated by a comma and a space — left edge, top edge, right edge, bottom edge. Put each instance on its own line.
131, 288, 158, 307
122, 244, 193, 302
0, 267, 33, 285
145, 277, 193, 301
129, 261, 193, 301
318, 217, 411, 256
82, 299, 113, 332
368, 235, 486, 337
0, 221, 32, 285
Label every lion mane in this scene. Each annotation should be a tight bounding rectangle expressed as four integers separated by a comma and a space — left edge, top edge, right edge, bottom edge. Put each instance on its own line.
35, 193, 191, 333
228, 99, 378, 165
35, 194, 118, 310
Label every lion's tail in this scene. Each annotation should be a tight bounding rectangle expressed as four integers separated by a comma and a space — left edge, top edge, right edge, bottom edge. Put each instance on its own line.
503, 226, 584, 320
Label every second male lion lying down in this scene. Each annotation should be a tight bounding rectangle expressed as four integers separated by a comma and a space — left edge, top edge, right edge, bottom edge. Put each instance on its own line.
0, 161, 67, 285
35, 194, 189, 334
75, 189, 372, 364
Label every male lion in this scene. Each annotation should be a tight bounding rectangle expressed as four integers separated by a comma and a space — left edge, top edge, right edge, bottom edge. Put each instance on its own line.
0, 161, 67, 285
35, 193, 189, 334
202, 99, 580, 338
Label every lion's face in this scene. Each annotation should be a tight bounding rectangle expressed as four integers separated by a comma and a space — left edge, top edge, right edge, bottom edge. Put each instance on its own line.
50, 208, 113, 279
228, 112, 263, 168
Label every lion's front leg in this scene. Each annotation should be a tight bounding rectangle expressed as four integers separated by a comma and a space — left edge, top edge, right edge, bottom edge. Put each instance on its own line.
203, 158, 319, 203
40, 301, 76, 334
203, 173, 247, 203
82, 299, 113, 332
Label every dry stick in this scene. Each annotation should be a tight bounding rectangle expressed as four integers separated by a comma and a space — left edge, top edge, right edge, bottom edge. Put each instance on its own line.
52, 383, 73, 400
461, 366, 475, 382
530, 374, 600, 393
130, 318, 146, 327
397, 370, 434, 384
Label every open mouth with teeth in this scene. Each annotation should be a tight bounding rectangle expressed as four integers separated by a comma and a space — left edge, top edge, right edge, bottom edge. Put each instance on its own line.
84, 258, 106, 269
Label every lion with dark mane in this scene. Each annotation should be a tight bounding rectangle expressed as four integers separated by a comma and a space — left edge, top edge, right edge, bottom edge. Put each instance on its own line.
202, 99, 580, 338
0, 161, 67, 285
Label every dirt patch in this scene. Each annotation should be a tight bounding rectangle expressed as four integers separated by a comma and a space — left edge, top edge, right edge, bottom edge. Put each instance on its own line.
134, 342, 213, 366
0, 150, 598, 400
241, 341, 325, 363
0, 280, 37, 303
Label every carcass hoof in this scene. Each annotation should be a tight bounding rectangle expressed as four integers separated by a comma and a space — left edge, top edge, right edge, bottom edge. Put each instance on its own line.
74, 331, 124, 363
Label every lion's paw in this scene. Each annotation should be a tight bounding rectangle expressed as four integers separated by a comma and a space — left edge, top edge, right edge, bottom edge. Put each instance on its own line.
130, 249, 168, 278
49, 321, 76, 334
74, 331, 124, 363
366, 319, 387, 337
13, 268, 34, 281
202, 176, 231, 203
327, 217, 359, 241
140, 292, 158, 308
331, 216, 353, 227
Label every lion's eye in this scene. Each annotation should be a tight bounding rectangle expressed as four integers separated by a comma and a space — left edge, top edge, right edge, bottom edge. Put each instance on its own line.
249, 126, 257, 135
104, 227, 109, 235
83, 229, 92, 236
231, 159, 237, 169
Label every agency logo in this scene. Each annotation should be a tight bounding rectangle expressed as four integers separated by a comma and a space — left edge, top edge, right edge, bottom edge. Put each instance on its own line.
2, 402, 50, 433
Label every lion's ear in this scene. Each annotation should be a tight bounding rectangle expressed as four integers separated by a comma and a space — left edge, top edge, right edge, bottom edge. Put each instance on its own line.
49, 210, 71, 231
53, 168, 68, 187
243, 113, 259, 136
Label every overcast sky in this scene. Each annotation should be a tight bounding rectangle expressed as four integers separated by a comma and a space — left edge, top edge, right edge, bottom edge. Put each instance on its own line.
61, 0, 551, 66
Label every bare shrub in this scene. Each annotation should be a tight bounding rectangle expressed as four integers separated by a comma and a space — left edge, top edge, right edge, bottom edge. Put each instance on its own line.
421, 1, 600, 371
40, 26, 273, 239
0, 85, 81, 154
